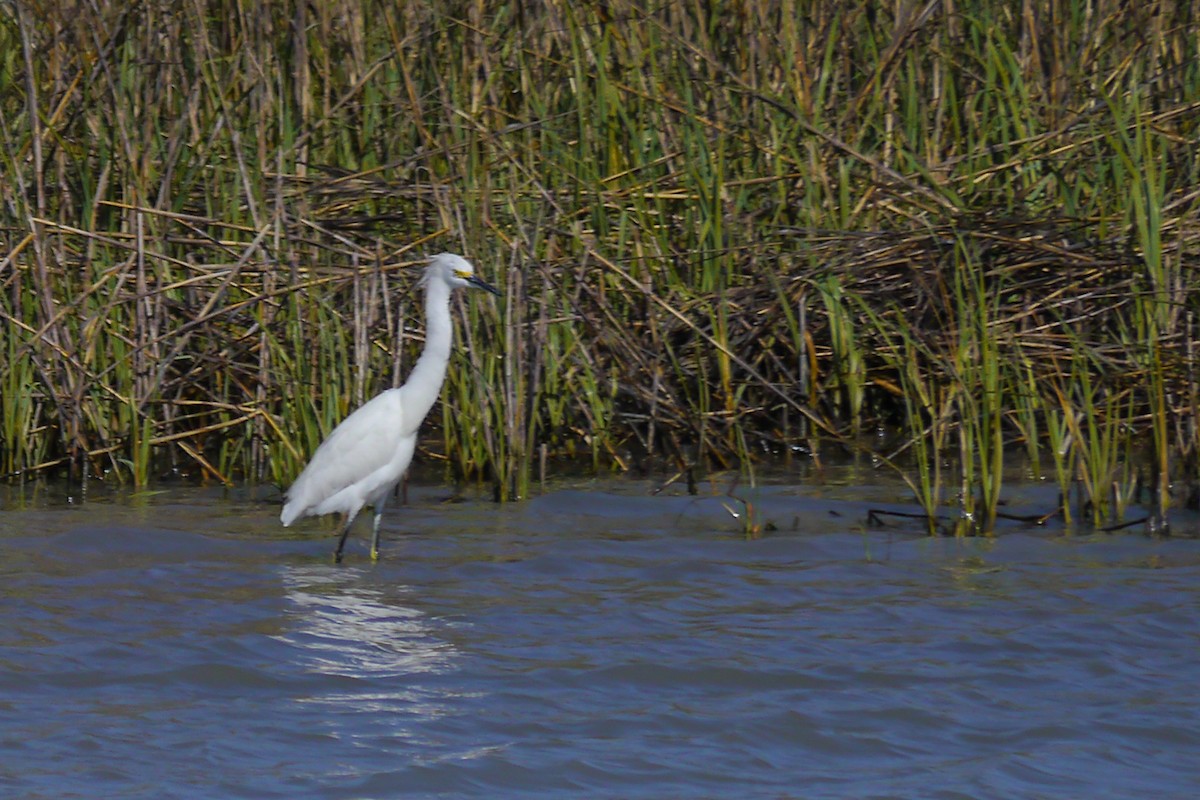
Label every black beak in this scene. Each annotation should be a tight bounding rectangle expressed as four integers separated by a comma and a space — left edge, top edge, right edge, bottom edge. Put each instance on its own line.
468, 275, 501, 296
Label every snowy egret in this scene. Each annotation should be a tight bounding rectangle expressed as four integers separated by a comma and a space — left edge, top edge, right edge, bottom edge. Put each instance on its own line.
280, 252, 500, 562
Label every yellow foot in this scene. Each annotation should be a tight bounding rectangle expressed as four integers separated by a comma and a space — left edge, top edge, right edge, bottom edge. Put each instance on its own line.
370, 547, 380, 563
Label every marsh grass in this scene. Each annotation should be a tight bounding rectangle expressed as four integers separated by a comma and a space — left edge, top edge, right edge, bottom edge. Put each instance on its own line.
860, 302, 948, 534
2, 1, 1199, 530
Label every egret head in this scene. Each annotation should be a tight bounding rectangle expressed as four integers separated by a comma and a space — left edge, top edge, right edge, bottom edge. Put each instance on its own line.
424, 252, 501, 295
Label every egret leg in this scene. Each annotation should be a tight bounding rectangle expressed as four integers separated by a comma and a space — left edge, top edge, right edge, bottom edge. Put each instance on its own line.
333, 510, 359, 564
370, 499, 386, 562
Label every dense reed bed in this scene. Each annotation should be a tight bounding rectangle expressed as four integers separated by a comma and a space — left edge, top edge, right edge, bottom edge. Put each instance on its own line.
2, 1, 1198, 530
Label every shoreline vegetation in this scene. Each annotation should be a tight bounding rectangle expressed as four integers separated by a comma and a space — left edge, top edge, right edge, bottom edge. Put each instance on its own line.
2, 1, 1198, 533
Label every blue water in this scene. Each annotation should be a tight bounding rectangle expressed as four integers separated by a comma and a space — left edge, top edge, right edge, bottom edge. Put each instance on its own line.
1, 484, 1198, 798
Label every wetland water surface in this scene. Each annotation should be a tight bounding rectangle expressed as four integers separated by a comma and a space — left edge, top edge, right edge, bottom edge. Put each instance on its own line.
1, 483, 1198, 799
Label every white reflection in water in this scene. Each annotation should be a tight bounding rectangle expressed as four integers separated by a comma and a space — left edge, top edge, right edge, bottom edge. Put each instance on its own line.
276, 565, 464, 722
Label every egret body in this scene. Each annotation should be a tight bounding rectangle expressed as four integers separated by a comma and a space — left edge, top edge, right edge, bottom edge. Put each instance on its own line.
280, 252, 499, 562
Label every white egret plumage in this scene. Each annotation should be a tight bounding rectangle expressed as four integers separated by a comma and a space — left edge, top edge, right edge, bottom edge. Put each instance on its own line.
280, 252, 499, 562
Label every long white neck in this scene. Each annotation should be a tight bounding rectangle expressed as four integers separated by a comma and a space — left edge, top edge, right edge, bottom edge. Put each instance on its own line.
400, 276, 455, 431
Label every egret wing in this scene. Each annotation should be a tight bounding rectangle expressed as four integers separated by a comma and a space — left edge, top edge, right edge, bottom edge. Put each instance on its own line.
282, 390, 406, 519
